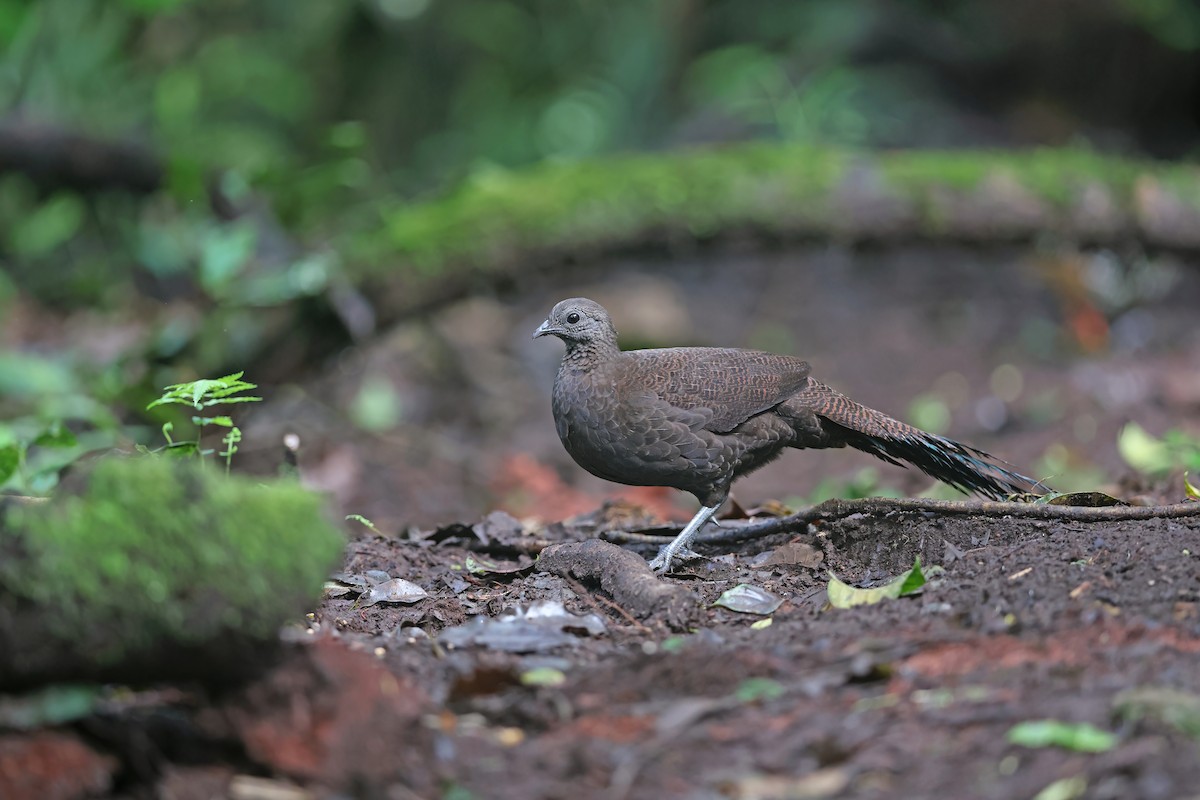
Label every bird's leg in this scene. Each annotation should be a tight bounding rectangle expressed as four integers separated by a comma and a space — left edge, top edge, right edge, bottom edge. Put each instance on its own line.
647, 503, 722, 574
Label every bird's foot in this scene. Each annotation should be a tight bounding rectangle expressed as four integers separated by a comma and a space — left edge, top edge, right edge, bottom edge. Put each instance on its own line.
647, 502, 723, 574
648, 544, 705, 574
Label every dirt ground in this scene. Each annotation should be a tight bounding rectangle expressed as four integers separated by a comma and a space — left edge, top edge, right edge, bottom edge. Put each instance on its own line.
5, 243, 1200, 799
315, 503, 1200, 800
11, 503, 1198, 799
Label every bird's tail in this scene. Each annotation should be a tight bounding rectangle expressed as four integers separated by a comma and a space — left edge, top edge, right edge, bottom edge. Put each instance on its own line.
787, 382, 1044, 500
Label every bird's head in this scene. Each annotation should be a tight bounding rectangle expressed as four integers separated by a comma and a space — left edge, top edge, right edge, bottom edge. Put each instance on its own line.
533, 298, 618, 349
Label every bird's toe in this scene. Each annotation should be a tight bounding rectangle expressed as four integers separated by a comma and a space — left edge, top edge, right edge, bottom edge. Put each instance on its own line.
648, 544, 705, 574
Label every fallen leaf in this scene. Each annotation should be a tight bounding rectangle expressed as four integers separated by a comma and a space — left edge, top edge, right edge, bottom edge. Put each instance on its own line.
1007, 720, 1117, 752
713, 584, 783, 615
354, 578, 428, 608
464, 555, 534, 575
1032, 775, 1088, 800
520, 667, 567, 687
1044, 491, 1125, 507
827, 558, 926, 609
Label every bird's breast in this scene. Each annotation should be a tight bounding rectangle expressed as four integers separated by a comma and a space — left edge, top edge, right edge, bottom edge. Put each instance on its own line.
551, 373, 619, 453
550, 371, 724, 492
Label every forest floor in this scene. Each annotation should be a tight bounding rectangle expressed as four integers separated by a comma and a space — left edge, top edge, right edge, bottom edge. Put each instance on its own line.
17, 499, 1199, 800
312, 501, 1200, 800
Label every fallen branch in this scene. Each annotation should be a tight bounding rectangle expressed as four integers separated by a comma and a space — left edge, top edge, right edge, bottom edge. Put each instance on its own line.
0, 121, 162, 194
360, 146, 1200, 326
603, 498, 1200, 548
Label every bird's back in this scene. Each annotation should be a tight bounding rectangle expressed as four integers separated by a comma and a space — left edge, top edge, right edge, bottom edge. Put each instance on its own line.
614, 347, 812, 433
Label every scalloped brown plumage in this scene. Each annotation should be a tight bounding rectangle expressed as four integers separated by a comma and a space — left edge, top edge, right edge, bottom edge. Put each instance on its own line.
534, 297, 1042, 572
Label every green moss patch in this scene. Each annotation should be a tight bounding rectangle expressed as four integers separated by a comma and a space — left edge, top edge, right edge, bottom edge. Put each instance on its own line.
355, 143, 854, 275
1, 457, 343, 670
354, 144, 1184, 289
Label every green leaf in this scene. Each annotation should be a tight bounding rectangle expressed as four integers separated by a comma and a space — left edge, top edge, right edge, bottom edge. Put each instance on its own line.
329, 121, 366, 150
828, 557, 926, 609
734, 677, 785, 703
345, 514, 379, 532
0, 685, 102, 730
0, 443, 20, 484
1007, 720, 1117, 753
200, 395, 261, 406
350, 376, 402, 432
520, 667, 566, 687
1032, 776, 1088, 800
1118, 422, 1170, 474
199, 223, 257, 296
1185, 472, 1200, 500
188, 379, 223, 406
897, 558, 927, 595
148, 373, 261, 411
659, 636, 687, 653
907, 393, 951, 434
33, 422, 77, 448
193, 416, 234, 427
162, 441, 200, 457
11, 193, 85, 258
204, 373, 258, 397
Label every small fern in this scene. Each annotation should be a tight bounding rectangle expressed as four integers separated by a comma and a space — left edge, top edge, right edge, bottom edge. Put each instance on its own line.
144, 372, 261, 473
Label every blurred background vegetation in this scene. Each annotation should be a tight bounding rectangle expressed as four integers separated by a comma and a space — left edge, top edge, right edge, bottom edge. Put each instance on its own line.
1, 0, 1198, 506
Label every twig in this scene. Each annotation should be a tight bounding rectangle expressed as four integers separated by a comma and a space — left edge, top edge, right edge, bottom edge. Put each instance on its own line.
604, 498, 1200, 547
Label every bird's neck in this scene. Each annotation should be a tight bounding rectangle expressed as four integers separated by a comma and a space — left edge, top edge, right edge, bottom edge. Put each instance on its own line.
561, 339, 620, 373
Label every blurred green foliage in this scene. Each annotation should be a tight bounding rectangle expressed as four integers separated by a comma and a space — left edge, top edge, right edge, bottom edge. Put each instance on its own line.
0, 353, 121, 494
0, 0, 1196, 485
1118, 423, 1200, 476
2, 0, 1196, 308
793, 466, 904, 507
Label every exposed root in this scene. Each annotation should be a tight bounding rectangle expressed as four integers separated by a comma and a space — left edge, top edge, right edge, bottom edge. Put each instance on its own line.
536, 540, 698, 630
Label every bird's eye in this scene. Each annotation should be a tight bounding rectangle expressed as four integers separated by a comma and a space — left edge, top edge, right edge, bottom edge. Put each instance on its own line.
566, 312, 581, 324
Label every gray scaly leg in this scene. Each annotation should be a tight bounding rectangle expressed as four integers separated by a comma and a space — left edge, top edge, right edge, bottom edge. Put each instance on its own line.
647, 503, 722, 573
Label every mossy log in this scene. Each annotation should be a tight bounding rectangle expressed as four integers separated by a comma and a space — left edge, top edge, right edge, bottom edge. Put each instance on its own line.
0, 457, 343, 690
347, 144, 1200, 322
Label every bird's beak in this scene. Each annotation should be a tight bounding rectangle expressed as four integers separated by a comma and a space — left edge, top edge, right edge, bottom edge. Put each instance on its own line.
533, 319, 558, 339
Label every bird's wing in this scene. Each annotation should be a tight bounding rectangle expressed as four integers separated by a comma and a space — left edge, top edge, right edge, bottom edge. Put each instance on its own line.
620, 347, 811, 433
